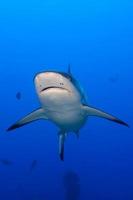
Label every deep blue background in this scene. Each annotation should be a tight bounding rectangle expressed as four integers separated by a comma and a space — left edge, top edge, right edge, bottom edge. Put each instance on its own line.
0, 0, 132, 199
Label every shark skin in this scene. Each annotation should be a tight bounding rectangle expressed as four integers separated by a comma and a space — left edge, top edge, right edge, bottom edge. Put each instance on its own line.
7, 67, 129, 161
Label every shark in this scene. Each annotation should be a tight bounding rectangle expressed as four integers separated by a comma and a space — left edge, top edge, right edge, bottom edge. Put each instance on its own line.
7, 67, 129, 160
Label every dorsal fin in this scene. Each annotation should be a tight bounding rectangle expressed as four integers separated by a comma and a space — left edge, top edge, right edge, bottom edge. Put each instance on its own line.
68, 64, 71, 75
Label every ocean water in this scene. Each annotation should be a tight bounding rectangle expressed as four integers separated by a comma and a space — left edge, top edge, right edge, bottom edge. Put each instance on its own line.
0, 0, 132, 199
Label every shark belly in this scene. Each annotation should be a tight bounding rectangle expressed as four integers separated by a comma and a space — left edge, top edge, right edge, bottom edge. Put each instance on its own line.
45, 107, 87, 131
39, 88, 87, 131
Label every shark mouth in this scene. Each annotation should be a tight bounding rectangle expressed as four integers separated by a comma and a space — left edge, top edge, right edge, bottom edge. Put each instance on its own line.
40, 86, 69, 93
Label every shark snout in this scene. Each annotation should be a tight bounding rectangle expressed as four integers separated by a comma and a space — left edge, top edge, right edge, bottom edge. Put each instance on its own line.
35, 72, 55, 91
35, 72, 59, 85
36, 72, 57, 80
35, 72, 71, 94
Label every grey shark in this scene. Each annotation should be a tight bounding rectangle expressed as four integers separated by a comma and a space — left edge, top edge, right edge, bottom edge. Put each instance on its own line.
7, 67, 129, 160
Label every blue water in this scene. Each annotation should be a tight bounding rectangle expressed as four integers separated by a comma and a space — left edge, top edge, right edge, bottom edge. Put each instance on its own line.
0, 0, 132, 199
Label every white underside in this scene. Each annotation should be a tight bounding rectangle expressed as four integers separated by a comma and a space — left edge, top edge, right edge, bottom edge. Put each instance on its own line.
39, 88, 87, 132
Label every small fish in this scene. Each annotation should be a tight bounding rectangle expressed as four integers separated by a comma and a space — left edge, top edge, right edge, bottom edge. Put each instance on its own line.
16, 92, 21, 100
0, 159, 13, 166
29, 160, 37, 173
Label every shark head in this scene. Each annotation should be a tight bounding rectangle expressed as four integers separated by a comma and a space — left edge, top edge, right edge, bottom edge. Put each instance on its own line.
34, 71, 72, 93
34, 71, 83, 108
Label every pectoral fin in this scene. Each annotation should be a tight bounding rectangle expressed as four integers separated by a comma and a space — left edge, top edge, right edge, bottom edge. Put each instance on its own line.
59, 132, 65, 161
83, 105, 129, 127
7, 108, 48, 131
